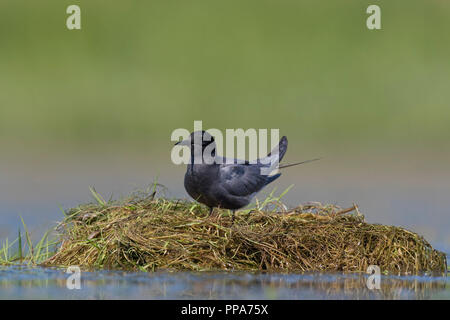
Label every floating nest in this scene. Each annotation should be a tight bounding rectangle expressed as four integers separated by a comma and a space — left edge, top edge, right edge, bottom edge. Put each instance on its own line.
44, 194, 447, 274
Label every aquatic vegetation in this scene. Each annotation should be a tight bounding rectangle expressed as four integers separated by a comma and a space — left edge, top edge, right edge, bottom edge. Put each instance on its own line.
0, 218, 57, 266
37, 188, 447, 274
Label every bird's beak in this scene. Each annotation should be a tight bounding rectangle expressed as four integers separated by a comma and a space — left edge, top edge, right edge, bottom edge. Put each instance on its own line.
175, 139, 190, 146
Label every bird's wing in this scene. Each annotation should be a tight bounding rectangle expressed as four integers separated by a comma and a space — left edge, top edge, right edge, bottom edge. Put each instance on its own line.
219, 163, 270, 197
216, 136, 287, 168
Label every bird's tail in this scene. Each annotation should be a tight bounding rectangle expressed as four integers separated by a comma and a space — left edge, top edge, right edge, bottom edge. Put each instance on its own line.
267, 136, 288, 162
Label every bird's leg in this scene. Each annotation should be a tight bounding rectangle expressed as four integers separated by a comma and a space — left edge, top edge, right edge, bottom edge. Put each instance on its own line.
208, 207, 214, 217
232, 210, 236, 223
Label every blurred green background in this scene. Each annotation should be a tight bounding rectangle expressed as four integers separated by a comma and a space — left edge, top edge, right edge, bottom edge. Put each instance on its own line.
1, 0, 449, 149
1, 1, 450, 252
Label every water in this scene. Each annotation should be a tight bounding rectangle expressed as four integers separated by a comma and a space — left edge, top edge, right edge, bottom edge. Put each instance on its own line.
0, 266, 448, 300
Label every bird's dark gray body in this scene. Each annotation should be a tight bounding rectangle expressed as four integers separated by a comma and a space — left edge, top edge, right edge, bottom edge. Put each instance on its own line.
178, 131, 288, 211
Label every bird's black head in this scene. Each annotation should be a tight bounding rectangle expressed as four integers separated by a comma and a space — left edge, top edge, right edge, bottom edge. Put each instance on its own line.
175, 130, 215, 150
175, 130, 216, 164
191, 130, 215, 148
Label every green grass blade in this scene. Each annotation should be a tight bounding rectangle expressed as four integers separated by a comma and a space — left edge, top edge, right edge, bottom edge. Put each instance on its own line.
277, 185, 294, 200
18, 228, 23, 262
20, 217, 34, 263
89, 186, 107, 206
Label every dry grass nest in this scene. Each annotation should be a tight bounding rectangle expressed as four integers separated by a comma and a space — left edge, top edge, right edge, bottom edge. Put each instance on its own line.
43, 192, 447, 274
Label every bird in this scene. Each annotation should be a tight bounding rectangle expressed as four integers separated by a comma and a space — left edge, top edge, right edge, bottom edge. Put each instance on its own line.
175, 130, 319, 220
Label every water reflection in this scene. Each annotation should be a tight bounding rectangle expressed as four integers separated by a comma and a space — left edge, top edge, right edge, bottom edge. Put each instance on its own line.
0, 266, 448, 299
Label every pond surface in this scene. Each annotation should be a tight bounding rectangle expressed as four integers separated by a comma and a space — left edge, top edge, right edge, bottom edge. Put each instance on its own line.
0, 266, 448, 300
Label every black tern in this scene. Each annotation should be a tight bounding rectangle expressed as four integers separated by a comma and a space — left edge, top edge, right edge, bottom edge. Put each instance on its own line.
175, 131, 318, 220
